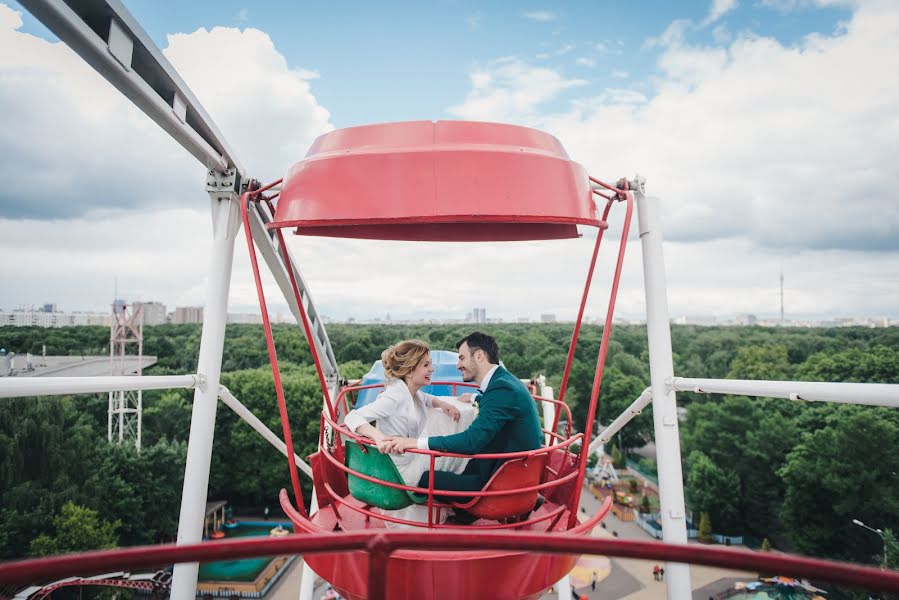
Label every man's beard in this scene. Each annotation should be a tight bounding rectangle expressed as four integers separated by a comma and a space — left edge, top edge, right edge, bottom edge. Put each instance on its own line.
461, 366, 476, 382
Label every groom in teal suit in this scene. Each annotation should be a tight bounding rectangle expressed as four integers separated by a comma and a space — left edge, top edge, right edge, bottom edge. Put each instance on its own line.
386, 331, 543, 497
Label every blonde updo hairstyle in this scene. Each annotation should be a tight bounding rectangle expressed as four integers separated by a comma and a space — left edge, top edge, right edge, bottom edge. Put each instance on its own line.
381, 339, 431, 382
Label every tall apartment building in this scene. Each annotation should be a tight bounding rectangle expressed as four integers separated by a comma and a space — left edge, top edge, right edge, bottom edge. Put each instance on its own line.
469, 307, 487, 323
172, 306, 203, 324
136, 301, 167, 326
0, 309, 110, 327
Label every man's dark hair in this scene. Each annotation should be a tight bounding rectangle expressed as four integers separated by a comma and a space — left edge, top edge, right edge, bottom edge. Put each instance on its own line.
456, 331, 500, 364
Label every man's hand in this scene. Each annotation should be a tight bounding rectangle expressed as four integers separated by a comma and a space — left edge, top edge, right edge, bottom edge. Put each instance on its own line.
458, 392, 475, 404
381, 436, 418, 454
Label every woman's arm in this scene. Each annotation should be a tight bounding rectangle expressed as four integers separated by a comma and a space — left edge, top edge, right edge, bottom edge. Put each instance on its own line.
433, 397, 461, 421
344, 391, 399, 446
353, 423, 393, 453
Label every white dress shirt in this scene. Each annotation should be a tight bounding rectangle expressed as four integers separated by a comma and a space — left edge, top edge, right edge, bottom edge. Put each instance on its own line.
345, 379, 440, 466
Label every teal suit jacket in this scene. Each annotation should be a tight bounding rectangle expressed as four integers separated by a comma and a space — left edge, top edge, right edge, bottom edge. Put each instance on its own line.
427, 365, 543, 487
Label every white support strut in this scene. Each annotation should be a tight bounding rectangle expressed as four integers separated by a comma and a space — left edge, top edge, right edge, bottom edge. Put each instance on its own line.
670, 377, 899, 408
588, 387, 652, 456
170, 197, 241, 600
218, 386, 313, 478
636, 187, 692, 600
0, 375, 198, 399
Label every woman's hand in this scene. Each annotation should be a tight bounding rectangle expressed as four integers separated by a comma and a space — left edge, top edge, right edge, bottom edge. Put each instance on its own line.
440, 403, 461, 422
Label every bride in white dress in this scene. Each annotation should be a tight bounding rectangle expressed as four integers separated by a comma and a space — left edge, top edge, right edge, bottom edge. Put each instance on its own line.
343, 339, 476, 525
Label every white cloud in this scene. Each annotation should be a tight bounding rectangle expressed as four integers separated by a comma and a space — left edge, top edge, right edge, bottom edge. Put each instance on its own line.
163, 26, 332, 183
449, 58, 588, 122
611, 70, 630, 79
575, 57, 595, 67
447, 2, 899, 318
556, 43, 575, 55
712, 24, 732, 44
703, 0, 738, 26
522, 10, 558, 23
644, 18, 692, 49
0, 8, 331, 218
235, 8, 249, 23
0, 3, 334, 312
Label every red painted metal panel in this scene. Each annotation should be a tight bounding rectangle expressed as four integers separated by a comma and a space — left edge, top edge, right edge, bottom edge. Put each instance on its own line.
4, 529, 898, 597
271, 121, 597, 241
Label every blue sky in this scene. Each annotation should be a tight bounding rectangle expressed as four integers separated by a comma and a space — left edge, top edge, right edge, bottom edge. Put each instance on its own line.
1, 0, 898, 322
11, 0, 851, 126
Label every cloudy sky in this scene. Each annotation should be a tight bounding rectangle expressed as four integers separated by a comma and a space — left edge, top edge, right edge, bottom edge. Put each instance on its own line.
1, 0, 897, 322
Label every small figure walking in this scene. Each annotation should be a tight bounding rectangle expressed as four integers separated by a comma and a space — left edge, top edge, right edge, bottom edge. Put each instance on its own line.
659, 567, 665, 581
591, 571, 598, 591
264, 506, 270, 521
652, 564, 660, 581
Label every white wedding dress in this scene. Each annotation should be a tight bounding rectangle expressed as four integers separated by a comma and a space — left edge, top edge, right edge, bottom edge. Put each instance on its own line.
343, 379, 476, 526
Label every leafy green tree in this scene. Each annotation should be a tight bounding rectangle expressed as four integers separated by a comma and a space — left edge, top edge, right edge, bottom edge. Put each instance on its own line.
92, 440, 186, 545
28, 502, 119, 556
142, 390, 192, 446
760, 538, 772, 552
779, 409, 899, 563
639, 495, 651, 514
687, 451, 741, 534
883, 529, 898, 570
797, 346, 899, 383
728, 344, 792, 380
610, 444, 624, 469
699, 512, 713, 543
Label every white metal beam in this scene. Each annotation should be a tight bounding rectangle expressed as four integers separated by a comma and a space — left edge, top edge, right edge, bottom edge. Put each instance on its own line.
217, 386, 312, 478
588, 387, 652, 456
637, 187, 692, 600
0, 375, 197, 398
171, 196, 241, 600
17, 0, 244, 175
670, 377, 899, 408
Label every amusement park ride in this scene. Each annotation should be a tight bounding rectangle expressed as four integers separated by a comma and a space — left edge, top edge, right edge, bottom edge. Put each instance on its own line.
0, 2, 898, 600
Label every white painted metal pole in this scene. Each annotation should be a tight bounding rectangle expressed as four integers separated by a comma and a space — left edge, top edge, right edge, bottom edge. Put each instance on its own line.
670, 377, 899, 408
637, 191, 691, 600
0, 375, 198, 398
297, 495, 319, 600
555, 574, 570, 600
588, 387, 652, 456
171, 197, 240, 600
541, 386, 556, 446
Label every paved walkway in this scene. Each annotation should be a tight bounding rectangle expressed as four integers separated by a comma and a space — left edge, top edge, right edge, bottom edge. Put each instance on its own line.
542, 482, 755, 600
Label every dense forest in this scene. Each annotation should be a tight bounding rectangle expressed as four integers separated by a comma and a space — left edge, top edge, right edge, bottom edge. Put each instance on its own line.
1, 323, 897, 573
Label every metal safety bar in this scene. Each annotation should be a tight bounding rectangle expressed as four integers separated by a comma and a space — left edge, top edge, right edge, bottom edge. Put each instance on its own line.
17, 0, 243, 174
2, 531, 897, 599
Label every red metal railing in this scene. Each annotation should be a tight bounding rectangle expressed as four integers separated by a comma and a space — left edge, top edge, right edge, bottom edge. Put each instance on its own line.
317, 381, 584, 529
241, 174, 632, 534
2, 532, 897, 600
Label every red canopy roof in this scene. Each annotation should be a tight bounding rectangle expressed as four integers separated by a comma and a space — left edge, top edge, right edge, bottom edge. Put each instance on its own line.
270, 120, 598, 241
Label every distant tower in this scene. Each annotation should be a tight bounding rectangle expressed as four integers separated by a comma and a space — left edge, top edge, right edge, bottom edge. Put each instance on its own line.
780, 267, 785, 323
108, 301, 144, 450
